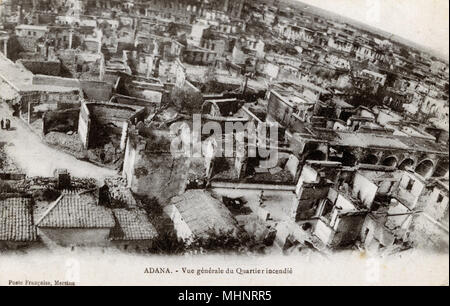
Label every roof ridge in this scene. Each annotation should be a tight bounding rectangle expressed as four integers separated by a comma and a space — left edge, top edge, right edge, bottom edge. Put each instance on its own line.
35, 194, 66, 226
78, 187, 98, 196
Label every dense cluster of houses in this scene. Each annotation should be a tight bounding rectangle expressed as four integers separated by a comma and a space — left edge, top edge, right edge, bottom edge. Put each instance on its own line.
0, 0, 448, 254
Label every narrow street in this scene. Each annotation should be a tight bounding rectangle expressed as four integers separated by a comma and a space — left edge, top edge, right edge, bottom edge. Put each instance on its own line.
0, 103, 117, 182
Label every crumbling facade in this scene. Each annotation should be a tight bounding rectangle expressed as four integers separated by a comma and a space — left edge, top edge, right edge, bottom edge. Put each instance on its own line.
122, 129, 191, 203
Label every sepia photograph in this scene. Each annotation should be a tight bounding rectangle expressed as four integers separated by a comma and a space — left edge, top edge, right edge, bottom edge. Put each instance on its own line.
0, 0, 448, 289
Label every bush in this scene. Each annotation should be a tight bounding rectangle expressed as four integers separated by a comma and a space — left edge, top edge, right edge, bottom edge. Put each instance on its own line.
188, 229, 264, 254
0, 181, 18, 194
170, 87, 204, 115
151, 230, 186, 255
151, 229, 264, 255
137, 195, 265, 255
33, 189, 61, 202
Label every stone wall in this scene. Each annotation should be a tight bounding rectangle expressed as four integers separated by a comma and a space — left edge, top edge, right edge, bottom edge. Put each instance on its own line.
16, 37, 37, 52
87, 103, 142, 123
78, 102, 144, 149
38, 228, 112, 247
18, 60, 61, 76
352, 172, 378, 209
78, 103, 90, 149
408, 213, 449, 252
33, 74, 80, 88
80, 80, 113, 101
132, 152, 190, 204
57, 49, 78, 77
123, 138, 190, 204
33, 75, 112, 102
113, 95, 160, 116
330, 213, 366, 248
43, 108, 80, 135
267, 91, 295, 128
295, 184, 329, 221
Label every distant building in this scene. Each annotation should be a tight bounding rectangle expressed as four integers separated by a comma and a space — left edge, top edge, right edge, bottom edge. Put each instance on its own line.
15, 24, 48, 39
361, 69, 387, 87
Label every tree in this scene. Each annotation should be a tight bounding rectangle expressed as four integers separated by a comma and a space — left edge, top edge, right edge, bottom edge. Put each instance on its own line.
151, 231, 186, 254
7, 35, 23, 61
170, 87, 204, 115
187, 229, 264, 254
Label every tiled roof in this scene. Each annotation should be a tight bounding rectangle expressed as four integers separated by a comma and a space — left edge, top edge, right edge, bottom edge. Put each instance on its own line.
0, 197, 37, 242
171, 190, 239, 238
110, 209, 158, 241
35, 194, 115, 229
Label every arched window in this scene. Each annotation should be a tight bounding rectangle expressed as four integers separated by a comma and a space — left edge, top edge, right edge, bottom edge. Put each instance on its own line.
382, 156, 398, 167
432, 160, 449, 178
398, 158, 414, 170
415, 160, 435, 178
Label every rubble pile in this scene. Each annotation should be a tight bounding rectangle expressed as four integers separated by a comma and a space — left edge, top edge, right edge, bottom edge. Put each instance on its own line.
20, 177, 98, 191
105, 177, 138, 208
44, 132, 85, 159
0, 143, 21, 173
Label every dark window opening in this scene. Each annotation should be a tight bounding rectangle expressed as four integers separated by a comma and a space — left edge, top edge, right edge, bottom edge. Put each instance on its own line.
406, 179, 414, 191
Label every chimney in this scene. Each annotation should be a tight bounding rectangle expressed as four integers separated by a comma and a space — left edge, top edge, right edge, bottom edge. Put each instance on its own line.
54, 169, 71, 190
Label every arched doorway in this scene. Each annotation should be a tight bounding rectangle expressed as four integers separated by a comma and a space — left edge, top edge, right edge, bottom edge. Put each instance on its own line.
398, 158, 415, 171
360, 154, 379, 165
432, 160, 449, 178
415, 160, 434, 178
430, 104, 438, 115
382, 156, 398, 167
305, 150, 327, 161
